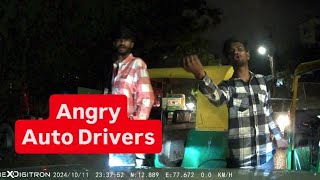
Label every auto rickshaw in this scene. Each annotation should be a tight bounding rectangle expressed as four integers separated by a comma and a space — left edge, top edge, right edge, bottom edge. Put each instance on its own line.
148, 65, 234, 168
76, 60, 320, 174
149, 60, 320, 171
286, 59, 320, 172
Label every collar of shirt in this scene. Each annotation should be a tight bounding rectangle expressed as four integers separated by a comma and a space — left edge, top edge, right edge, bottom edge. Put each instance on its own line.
114, 53, 135, 68
231, 71, 255, 81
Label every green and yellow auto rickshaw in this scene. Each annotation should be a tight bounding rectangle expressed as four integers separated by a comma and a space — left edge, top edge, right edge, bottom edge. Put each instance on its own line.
77, 60, 320, 174
148, 60, 320, 172
286, 59, 320, 172
148, 65, 234, 168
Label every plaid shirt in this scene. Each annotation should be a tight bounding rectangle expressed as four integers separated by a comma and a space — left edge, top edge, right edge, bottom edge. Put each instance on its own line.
199, 71, 283, 168
112, 54, 154, 120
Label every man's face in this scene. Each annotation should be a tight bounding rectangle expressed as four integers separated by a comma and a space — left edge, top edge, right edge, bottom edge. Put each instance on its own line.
114, 38, 134, 56
227, 42, 250, 67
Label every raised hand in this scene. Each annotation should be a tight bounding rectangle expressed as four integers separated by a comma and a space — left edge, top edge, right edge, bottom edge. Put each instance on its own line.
182, 55, 206, 80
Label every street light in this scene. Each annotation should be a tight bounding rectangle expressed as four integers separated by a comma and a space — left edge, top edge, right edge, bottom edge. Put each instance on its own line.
257, 46, 275, 80
258, 46, 267, 55
257, 45, 276, 97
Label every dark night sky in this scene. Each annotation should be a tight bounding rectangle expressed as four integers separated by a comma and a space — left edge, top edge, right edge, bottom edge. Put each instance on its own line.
202, 0, 320, 72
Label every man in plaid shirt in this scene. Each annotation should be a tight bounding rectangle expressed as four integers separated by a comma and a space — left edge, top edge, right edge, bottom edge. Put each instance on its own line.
108, 27, 154, 167
110, 27, 154, 120
183, 38, 288, 170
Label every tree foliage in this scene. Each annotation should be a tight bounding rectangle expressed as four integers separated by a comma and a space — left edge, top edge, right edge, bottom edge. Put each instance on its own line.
116, 0, 223, 67
0, 0, 222, 95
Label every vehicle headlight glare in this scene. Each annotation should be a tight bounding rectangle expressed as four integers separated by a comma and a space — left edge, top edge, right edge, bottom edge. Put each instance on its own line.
276, 114, 290, 132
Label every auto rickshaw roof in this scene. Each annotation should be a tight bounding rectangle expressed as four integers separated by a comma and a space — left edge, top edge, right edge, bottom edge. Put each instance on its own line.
148, 65, 234, 84
294, 59, 320, 76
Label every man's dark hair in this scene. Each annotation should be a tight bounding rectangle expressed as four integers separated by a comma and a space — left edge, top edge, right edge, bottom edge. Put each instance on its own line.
222, 37, 248, 58
112, 26, 135, 41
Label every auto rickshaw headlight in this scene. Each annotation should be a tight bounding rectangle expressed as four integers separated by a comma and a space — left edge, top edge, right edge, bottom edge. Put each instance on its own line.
186, 102, 195, 110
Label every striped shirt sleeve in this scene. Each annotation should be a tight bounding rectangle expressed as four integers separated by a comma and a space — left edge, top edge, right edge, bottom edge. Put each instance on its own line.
265, 88, 283, 140
199, 73, 230, 106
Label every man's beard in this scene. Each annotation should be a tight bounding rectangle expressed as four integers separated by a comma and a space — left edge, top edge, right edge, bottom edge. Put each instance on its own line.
117, 46, 132, 56
231, 59, 247, 67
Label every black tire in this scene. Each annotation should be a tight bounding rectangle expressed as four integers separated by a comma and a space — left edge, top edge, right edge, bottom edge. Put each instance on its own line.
0, 123, 15, 160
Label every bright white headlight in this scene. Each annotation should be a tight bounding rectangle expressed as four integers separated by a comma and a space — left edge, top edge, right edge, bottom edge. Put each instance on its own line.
186, 102, 195, 110
276, 114, 290, 132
